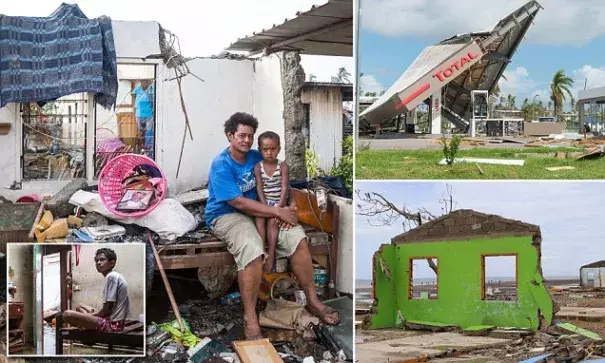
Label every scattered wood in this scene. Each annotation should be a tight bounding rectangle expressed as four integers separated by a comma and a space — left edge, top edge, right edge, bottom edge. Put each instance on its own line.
545, 166, 575, 171
577, 145, 605, 161
475, 163, 484, 175
439, 158, 525, 166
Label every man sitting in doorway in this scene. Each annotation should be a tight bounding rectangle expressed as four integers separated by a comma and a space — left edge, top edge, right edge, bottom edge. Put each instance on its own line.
61, 248, 131, 332
205, 112, 340, 340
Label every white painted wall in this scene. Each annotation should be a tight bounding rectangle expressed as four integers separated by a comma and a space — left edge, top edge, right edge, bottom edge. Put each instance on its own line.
302, 86, 344, 172
253, 54, 286, 160
71, 244, 145, 319
8, 244, 34, 344
157, 58, 254, 193
431, 92, 442, 134
330, 195, 353, 294
0, 104, 19, 189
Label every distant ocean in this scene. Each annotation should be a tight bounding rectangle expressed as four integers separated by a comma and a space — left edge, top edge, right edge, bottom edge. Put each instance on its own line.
355, 276, 576, 304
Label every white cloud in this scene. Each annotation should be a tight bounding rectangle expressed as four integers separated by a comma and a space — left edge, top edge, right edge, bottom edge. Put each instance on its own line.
499, 67, 537, 97
360, 0, 605, 46
572, 65, 605, 93
359, 74, 384, 94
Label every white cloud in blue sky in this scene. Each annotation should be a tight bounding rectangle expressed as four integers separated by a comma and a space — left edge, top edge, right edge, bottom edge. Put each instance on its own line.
360, 0, 605, 46
356, 182, 605, 280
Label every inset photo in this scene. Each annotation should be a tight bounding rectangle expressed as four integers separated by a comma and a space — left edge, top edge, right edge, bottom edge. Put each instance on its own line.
356, 181, 605, 362
356, 0, 605, 180
6, 243, 145, 357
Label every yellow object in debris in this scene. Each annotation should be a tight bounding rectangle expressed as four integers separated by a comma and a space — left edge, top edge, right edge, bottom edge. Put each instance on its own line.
258, 272, 292, 302
67, 215, 83, 228
36, 210, 54, 230
156, 320, 200, 348
35, 219, 68, 243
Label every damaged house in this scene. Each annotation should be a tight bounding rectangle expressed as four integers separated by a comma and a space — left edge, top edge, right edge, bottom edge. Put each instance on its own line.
580, 260, 605, 289
366, 210, 554, 331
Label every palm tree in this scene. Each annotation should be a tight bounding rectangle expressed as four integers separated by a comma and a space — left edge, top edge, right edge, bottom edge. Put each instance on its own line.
334, 67, 351, 83
549, 69, 574, 122
521, 98, 530, 121
570, 96, 576, 112
507, 94, 517, 110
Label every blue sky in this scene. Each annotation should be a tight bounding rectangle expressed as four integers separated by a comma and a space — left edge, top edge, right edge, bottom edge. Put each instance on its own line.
359, 0, 605, 109
355, 181, 605, 280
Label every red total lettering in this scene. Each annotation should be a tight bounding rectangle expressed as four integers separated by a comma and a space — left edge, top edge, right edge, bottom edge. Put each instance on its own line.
432, 51, 481, 82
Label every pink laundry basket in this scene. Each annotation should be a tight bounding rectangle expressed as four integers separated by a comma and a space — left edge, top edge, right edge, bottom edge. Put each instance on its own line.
98, 154, 167, 217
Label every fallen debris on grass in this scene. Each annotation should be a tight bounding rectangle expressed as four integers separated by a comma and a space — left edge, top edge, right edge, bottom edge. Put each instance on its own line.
439, 157, 525, 166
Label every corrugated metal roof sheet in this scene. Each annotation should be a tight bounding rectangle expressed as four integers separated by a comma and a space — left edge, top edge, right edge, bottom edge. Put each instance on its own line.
226, 0, 352, 56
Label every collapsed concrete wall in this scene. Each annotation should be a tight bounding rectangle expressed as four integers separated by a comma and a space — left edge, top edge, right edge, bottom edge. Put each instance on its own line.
71, 244, 145, 319
367, 210, 554, 331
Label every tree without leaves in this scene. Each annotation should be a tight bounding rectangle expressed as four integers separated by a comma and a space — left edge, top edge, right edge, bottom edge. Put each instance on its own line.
356, 185, 456, 274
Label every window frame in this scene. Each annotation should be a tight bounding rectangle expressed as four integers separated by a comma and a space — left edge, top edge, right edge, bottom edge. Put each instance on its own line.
15, 58, 162, 188
481, 253, 518, 302
408, 256, 439, 300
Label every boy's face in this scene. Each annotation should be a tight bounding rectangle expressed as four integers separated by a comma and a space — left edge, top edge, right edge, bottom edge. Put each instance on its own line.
259, 138, 280, 162
95, 253, 115, 274
228, 124, 255, 153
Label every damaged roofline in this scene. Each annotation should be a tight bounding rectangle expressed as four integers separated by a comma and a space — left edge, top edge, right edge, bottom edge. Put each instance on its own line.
246, 18, 353, 57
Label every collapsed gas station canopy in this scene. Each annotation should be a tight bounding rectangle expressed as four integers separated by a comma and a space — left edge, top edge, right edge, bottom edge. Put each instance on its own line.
361, 0, 542, 125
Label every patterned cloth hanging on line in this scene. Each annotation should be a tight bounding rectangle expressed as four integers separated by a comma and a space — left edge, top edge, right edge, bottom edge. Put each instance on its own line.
0, 3, 118, 109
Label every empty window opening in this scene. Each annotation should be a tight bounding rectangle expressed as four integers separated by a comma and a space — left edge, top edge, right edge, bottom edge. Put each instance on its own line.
409, 257, 438, 299
95, 63, 156, 178
482, 255, 517, 301
21, 94, 88, 180
587, 271, 595, 287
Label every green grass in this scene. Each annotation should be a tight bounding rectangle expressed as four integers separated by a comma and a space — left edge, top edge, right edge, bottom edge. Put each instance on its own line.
356, 147, 605, 179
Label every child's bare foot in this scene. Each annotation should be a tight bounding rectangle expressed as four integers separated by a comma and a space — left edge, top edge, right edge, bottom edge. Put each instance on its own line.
263, 253, 275, 272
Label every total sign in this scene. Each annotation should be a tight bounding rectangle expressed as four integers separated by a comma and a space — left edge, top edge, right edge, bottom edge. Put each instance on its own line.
394, 41, 484, 112
433, 49, 481, 82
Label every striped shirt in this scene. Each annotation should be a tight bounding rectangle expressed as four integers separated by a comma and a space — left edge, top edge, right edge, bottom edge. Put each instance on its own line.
260, 161, 282, 204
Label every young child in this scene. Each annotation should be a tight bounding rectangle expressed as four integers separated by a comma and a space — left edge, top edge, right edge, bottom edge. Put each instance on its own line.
254, 131, 296, 272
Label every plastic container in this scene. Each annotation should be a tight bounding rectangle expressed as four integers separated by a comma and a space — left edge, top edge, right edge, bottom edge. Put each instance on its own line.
98, 153, 166, 217
220, 292, 241, 305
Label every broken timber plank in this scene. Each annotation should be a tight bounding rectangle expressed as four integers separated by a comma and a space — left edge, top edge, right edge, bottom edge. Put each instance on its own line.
174, 189, 209, 205
555, 322, 603, 341
556, 307, 605, 321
